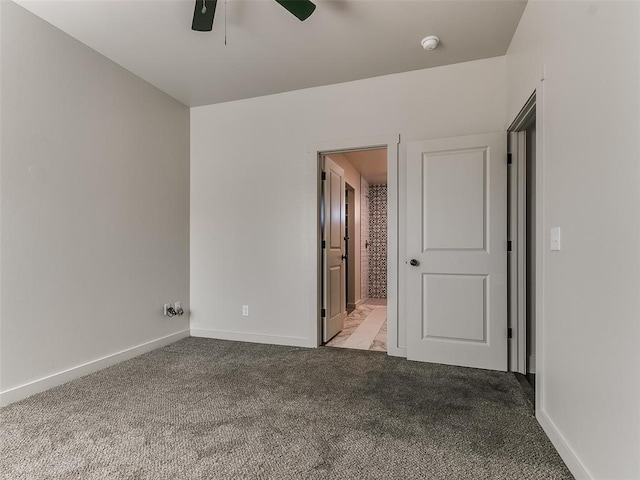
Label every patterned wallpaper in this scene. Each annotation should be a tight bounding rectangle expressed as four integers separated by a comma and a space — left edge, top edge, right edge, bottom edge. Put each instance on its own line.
368, 184, 387, 298
360, 176, 370, 302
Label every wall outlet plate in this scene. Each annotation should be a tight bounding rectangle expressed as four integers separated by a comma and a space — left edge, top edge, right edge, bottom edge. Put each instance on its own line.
164, 304, 171, 316
242, 305, 249, 317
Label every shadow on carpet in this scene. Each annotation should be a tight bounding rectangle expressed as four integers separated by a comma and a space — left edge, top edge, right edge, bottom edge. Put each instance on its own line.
0, 337, 573, 479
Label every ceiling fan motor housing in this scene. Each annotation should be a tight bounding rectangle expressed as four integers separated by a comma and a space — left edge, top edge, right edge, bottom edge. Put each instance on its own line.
192, 0, 217, 32
191, 0, 316, 32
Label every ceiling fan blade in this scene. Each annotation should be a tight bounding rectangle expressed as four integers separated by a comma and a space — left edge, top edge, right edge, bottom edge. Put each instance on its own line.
192, 0, 217, 32
274, 0, 316, 21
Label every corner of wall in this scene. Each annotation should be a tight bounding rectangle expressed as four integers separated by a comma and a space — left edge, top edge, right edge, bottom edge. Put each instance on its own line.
0, 1, 191, 403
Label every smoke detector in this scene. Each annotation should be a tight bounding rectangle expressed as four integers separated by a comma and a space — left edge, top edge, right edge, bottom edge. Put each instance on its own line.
421, 36, 440, 51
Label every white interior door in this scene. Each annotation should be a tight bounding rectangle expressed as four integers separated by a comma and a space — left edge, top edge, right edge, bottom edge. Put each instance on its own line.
322, 156, 347, 342
406, 133, 507, 371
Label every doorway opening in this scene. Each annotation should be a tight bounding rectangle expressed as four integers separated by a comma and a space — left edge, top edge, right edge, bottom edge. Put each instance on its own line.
319, 148, 388, 353
508, 92, 537, 392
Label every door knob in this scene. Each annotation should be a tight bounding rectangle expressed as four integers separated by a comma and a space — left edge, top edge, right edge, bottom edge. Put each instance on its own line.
409, 259, 420, 266
341, 255, 348, 260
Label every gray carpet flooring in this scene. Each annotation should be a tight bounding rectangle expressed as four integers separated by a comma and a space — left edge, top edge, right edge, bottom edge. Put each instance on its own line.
0, 337, 572, 479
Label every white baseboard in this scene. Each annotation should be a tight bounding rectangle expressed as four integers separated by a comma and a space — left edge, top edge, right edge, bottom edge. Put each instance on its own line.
0, 329, 190, 407
191, 328, 315, 348
537, 410, 592, 480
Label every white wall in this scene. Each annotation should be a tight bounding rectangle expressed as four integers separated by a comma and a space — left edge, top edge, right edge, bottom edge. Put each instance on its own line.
506, 2, 640, 479
0, 2, 190, 405
190, 56, 506, 349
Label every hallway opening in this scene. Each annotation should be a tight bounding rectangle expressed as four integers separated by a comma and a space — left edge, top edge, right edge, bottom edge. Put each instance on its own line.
319, 148, 388, 353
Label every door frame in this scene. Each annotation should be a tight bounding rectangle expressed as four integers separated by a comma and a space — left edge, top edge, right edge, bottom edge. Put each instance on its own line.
507, 91, 541, 389
312, 134, 400, 354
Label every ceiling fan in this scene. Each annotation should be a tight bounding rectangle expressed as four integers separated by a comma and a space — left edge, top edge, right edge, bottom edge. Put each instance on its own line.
192, 0, 317, 32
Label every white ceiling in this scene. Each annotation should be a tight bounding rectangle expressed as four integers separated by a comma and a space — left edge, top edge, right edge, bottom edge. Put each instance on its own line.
15, 0, 526, 107
343, 149, 387, 185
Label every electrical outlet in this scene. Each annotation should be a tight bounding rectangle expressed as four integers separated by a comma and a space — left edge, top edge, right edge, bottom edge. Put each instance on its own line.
164, 304, 171, 316
242, 305, 249, 317
174, 302, 181, 311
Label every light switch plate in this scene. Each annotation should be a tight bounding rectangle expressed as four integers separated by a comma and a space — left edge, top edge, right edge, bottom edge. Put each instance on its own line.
550, 227, 561, 251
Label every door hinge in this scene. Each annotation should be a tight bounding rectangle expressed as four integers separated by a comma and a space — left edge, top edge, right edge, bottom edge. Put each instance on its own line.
507, 240, 513, 252
321, 171, 326, 181
321, 308, 326, 318
508, 327, 513, 339
322, 240, 326, 249
507, 153, 513, 165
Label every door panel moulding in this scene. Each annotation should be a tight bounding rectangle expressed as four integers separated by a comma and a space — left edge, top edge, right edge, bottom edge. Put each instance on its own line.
311, 134, 401, 356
